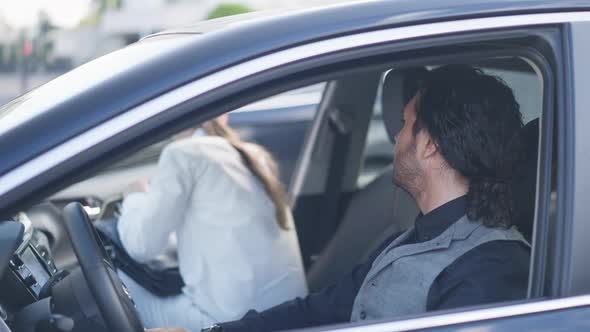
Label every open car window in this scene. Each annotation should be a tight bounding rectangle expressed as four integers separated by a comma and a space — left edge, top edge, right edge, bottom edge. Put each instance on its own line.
62, 82, 326, 205
358, 59, 543, 188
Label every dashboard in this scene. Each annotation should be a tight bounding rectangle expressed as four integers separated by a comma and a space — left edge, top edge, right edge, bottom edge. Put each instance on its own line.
10, 244, 54, 297
0, 213, 60, 329
0, 205, 135, 332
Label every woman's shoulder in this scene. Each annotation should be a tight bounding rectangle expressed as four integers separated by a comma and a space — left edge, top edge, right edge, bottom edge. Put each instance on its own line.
159, 137, 243, 175
164, 136, 234, 157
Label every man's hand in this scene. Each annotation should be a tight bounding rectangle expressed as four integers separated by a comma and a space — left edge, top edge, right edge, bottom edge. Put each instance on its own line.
146, 328, 189, 332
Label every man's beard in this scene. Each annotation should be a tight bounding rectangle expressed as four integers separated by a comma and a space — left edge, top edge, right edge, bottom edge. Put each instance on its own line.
393, 141, 424, 198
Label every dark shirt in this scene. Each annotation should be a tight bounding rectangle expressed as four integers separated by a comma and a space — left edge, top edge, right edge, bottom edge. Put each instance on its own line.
219, 196, 530, 332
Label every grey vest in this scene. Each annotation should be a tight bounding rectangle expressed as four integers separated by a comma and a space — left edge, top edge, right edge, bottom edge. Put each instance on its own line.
350, 215, 528, 322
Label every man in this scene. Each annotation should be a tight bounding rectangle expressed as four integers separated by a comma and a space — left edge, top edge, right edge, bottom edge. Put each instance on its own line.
159, 65, 531, 332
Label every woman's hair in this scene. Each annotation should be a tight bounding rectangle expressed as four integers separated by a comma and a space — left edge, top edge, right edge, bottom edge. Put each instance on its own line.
413, 65, 525, 228
202, 118, 291, 230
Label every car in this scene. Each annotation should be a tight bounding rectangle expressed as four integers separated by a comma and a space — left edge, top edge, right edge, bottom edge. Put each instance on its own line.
1, 0, 589, 331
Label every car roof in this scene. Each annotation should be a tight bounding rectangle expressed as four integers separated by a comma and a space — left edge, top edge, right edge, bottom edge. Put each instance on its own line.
1, 0, 589, 176
145, 0, 590, 39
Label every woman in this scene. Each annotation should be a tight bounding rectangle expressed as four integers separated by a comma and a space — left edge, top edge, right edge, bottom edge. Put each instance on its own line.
117, 115, 307, 331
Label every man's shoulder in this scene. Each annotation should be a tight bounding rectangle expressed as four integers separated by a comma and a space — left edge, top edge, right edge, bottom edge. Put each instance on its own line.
429, 239, 530, 310
450, 239, 530, 275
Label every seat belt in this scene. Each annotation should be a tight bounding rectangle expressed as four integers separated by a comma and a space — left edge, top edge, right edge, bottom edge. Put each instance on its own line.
312, 107, 353, 263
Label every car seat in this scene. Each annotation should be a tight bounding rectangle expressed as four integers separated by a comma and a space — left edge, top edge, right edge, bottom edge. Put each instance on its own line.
306, 68, 425, 291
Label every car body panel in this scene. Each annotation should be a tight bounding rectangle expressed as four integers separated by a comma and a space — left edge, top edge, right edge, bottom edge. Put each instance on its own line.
307, 295, 590, 331
419, 306, 590, 332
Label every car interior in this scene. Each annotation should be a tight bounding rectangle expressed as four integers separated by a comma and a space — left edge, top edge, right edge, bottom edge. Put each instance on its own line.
0, 39, 548, 331
299, 59, 542, 290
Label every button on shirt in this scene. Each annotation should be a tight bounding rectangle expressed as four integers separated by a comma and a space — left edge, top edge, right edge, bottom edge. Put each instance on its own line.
219, 196, 530, 332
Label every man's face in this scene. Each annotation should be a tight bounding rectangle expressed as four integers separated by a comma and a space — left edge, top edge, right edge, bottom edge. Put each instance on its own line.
393, 94, 424, 196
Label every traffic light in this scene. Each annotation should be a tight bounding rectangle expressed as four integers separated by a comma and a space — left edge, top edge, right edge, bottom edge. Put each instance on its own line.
23, 41, 33, 56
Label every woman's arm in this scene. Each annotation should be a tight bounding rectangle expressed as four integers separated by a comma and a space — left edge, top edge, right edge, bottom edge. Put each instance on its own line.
117, 145, 196, 262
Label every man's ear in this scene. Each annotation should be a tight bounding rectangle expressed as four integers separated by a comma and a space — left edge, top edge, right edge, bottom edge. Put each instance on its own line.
419, 131, 438, 159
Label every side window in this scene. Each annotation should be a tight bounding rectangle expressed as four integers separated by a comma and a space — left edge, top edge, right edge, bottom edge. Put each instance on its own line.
231, 83, 325, 186
357, 61, 543, 188
54, 82, 326, 215
358, 75, 391, 187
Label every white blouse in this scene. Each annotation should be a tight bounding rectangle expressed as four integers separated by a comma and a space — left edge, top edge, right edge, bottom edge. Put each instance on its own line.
117, 136, 307, 323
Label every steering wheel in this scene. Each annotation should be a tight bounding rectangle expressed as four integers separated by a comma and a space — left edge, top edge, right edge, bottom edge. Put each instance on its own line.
62, 202, 144, 332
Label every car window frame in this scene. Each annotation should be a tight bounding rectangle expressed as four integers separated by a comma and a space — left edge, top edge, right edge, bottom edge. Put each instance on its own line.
565, 21, 590, 295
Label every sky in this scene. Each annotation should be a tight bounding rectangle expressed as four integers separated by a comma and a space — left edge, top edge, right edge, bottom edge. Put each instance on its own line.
0, 0, 353, 29
0, 0, 93, 28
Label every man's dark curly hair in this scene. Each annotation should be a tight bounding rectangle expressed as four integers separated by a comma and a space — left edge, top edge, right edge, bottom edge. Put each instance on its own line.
413, 65, 525, 228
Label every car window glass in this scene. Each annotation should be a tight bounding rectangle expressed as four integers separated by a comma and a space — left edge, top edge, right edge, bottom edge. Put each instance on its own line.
56, 82, 325, 204
230, 83, 324, 186
358, 76, 390, 187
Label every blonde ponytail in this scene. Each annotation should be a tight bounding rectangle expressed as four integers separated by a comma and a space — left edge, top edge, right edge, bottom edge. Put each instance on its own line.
202, 118, 291, 230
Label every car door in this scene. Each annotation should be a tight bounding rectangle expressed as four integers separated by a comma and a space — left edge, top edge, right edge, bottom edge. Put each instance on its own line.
290, 13, 590, 332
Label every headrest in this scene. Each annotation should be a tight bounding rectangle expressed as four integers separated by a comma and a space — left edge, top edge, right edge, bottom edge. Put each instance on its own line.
381, 67, 429, 142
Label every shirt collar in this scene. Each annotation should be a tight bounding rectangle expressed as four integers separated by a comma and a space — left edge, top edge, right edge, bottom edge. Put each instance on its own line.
414, 196, 467, 242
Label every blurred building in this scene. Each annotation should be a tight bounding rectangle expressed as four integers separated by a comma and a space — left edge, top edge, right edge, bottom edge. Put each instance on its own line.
46, 27, 99, 69
0, 0, 350, 101
2, 0, 353, 73
100, 0, 349, 52
41, 0, 355, 68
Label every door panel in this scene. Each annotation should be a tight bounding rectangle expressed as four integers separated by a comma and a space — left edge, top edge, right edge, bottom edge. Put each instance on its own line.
307, 297, 590, 332
419, 305, 590, 332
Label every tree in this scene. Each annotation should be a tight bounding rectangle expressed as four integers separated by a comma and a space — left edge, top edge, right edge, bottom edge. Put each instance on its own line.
207, 3, 252, 20
80, 0, 123, 26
